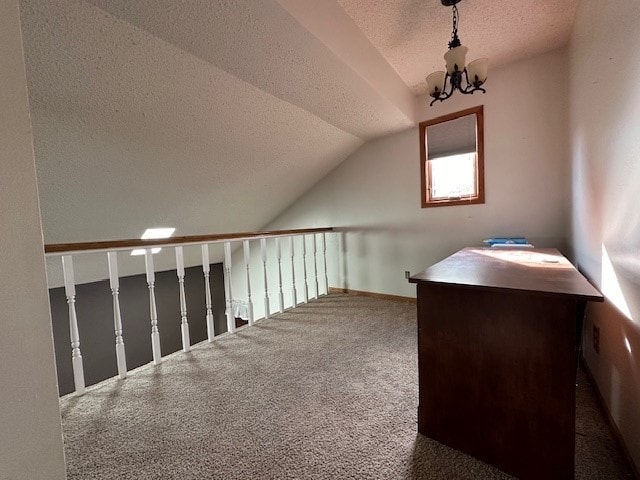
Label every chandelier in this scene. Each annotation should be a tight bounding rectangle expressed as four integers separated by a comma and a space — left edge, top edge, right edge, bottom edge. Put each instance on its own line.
426, 0, 488, 106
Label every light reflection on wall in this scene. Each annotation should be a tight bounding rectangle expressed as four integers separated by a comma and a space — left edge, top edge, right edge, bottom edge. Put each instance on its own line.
601, 244, 632, 320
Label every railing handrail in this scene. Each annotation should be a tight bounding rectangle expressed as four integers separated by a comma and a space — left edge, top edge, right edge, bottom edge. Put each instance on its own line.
44, 227, 333, 255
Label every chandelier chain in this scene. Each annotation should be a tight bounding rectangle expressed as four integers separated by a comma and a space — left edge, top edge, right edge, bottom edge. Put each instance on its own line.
448, 5, 461, 49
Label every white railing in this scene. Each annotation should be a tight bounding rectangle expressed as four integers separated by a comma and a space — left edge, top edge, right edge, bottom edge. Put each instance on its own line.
45, 228, 334, 395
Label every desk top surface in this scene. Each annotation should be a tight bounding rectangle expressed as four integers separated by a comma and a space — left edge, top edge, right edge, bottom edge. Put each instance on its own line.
409, 247, 603, 301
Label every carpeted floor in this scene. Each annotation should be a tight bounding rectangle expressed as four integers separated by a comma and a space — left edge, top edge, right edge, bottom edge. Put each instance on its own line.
60, 294, 634, 479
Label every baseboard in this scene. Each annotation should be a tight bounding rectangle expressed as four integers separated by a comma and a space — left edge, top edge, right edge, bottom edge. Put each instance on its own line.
328, 287, 416, 304
581, 358, 640, 479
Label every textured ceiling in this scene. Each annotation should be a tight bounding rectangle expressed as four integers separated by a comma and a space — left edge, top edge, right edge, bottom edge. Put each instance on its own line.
20, 0, 414, 251
19, 0, 578, 270
84, 0, 414, 140
337, 0, 580, 95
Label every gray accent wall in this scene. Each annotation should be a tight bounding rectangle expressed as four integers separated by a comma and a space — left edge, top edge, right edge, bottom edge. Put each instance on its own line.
50, 263, 226, 396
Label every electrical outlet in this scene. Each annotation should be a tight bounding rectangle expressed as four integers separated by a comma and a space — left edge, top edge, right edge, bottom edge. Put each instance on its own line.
405, 271, 411, 279
593, 325, 600, 354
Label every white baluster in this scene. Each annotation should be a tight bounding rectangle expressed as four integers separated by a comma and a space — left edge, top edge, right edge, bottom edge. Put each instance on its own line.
261, 238, 270, 319
223, 242, 236, 333
312, 234, 319, 300
322, 232, 329, 295
144, 250, 162, 365
302, 235, 309, 303
175, 246, 190, 352
290, 236, 297, 308
243, 240, 254, 325
276, 238, 284, 313
62, 256, 85, 394
201, 244, 215, 342
107, 252, 127, 379
338, 232, 347, 290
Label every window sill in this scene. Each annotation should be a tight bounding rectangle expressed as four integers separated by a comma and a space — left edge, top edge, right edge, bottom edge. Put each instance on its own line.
422, 196, 484, 208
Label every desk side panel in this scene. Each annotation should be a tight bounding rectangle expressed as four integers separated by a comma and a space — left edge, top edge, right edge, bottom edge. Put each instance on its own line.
417, 283, 578, 480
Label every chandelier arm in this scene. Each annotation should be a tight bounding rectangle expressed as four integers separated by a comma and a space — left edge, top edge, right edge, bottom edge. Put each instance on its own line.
459, 85, 486, 96
454, 69, 481, 95
458, 71, 472, 93
430, 95, 449, 106
429, 74, 455, 106
463, 68, 471, 89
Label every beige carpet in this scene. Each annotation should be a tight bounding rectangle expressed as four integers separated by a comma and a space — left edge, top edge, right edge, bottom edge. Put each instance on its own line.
60, 294, 634, 479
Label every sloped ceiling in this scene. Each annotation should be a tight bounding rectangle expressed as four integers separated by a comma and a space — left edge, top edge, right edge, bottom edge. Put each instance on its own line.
19, 0, 579, 250
20, 0, 413, 247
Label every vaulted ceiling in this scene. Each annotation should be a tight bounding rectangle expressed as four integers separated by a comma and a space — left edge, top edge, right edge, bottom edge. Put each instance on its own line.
19, 0, 579, 247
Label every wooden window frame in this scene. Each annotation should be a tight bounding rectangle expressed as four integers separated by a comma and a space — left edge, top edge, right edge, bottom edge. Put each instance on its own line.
419, 105, 485, 208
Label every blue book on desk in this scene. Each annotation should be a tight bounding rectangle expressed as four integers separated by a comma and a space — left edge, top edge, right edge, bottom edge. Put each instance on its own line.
483, 237, 529, 246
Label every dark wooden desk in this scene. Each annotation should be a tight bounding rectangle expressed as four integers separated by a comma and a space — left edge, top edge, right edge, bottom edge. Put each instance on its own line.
409, 248, 603, 479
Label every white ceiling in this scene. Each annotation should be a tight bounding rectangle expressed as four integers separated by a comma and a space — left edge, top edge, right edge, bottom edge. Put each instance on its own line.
337, 0, 580, 95
19, 0, 578, 253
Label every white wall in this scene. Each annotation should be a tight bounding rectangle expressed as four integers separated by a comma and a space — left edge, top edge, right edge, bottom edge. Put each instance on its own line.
0, 2, 66, 478
568, 0, 640, 471
261, 50, 570, 298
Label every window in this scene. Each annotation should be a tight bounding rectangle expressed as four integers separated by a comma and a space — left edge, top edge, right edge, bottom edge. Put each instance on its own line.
419, 106, 484, 208
428, 152, 477, 200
